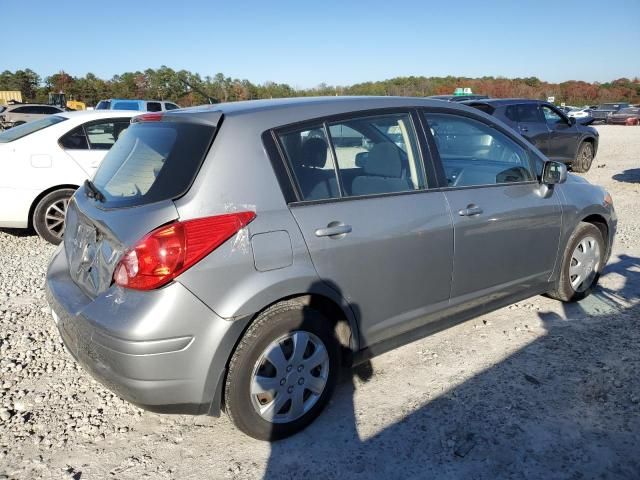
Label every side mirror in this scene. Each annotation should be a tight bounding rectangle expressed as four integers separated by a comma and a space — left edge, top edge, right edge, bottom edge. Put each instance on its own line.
568, 116, 576, 126
542, 161, 568, 185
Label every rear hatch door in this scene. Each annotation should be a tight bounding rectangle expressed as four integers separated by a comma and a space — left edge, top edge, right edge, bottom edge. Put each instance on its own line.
64, 111, 221, 298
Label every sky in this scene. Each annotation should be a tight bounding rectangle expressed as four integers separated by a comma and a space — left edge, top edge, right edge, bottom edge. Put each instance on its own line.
3, 0, 639, 87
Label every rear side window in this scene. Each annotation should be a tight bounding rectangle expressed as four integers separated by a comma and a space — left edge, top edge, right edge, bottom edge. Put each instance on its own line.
59, 126, 89, 150
147, 102, 162, 112
92, 121, 215, 207
517, 104, 542, 123
278, 112, 425, 201
424, 112, 533, 187
165, 103, 180, 110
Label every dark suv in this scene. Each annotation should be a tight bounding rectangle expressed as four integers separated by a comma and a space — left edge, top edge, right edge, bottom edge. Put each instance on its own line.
464, 99, 599, 172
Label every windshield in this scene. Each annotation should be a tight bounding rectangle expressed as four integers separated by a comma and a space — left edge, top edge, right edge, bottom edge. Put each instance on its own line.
95, 100, 111, 110
0, 115, 67, 143
92, 120, 215, 208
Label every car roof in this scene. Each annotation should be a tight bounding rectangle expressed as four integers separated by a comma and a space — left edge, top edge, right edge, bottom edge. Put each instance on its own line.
462, 98, 544, 106
172, 96, 483, 121
101, 98, 166, 103
57, 110, 142, 120
7, 103, 62, 108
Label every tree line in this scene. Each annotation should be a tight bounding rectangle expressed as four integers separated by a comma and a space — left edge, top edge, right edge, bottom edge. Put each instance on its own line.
1, 66, 638, 107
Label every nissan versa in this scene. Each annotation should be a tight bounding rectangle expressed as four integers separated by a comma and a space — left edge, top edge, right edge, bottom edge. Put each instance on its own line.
46, 97, 616, 440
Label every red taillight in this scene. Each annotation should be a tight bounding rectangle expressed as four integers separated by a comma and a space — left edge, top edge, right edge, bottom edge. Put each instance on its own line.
132, 112, 164, 123
114, 212, 256, 290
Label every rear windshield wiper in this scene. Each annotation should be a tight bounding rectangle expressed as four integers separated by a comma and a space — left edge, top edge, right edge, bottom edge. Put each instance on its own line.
84, 179, 105, 202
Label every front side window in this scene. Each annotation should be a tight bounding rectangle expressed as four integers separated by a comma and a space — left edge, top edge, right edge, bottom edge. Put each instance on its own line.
424, 112, 534, 187
542, 105, 564, 126
278, 112, 425, 201
164, 103, 180, 110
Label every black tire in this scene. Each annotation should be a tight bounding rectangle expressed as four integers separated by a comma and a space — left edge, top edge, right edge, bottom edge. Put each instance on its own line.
32, 188, 75, 245
571, 141, 594, 173
547, 222, 605, 302
224, 300, 341, 441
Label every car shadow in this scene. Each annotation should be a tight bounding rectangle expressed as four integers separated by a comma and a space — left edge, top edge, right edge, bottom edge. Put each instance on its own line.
0, 227, 36, 238
612, 168, 640, 183
261, 255, 640, 479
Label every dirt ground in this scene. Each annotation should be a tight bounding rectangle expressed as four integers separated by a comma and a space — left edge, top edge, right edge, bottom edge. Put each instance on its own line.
0, 125, 639, 479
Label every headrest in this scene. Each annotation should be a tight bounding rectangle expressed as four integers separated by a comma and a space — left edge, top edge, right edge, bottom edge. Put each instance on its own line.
364, 143, 402, 177
301, 137, 328, 168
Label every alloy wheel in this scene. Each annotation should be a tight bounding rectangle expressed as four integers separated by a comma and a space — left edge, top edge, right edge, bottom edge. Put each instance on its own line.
44, 197, 69, 240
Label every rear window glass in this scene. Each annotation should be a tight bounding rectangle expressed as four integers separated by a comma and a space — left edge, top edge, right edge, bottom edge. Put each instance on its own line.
92, 121, 215, 207
0, 115, 67, 143
112, 101, 142, 111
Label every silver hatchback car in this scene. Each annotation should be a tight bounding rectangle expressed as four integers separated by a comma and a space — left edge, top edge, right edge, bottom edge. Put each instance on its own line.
46, 97, 616, 440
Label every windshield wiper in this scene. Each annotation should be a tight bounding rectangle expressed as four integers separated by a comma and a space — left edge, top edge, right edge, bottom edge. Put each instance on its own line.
84, 179, 105, 202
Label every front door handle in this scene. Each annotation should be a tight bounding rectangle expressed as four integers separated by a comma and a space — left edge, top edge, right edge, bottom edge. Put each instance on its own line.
458, 205, 483, 217
315, 222, 352, 238
519, 126, 529, 133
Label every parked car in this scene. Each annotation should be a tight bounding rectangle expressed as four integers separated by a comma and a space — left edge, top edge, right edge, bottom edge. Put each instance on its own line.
0, 103, 65, 129
463, 99, 599, 172
567, 107, 593, 120
590, 102, 630, 123
606, 106, 640, 126
95, 98, 181, 112
0, 110, 140, 243
428, 94, 489, 102
45, 97, 616, 440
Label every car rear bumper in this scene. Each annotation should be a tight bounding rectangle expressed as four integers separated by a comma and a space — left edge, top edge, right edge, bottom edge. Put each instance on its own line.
45, 245, 251, 416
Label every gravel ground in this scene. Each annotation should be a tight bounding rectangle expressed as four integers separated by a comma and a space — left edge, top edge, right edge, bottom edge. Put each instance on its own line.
1, 125, 639, 479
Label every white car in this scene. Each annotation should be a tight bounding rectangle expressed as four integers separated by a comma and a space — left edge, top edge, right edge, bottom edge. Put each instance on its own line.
0, 110, 139, 244
568, 108, 592, 119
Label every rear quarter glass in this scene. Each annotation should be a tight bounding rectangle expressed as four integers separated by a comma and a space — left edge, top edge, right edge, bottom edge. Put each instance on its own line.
92, 121, 216, 208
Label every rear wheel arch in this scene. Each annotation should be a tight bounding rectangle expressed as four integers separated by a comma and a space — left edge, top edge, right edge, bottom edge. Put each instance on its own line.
28, 184, 79, 229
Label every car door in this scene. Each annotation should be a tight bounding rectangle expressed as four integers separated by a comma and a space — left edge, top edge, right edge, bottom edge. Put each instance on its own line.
541, 104, 581, 162
423, 110, 561, 307
59, 119, 131, 176
277, 111, 454, 347
510, 103, 551, 155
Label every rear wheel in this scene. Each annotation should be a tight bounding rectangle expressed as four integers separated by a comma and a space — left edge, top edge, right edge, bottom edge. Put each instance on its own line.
571, 141, 594, 173
32, 188, 75, 245
224, 301, 341, 440
547, 222, 605, 302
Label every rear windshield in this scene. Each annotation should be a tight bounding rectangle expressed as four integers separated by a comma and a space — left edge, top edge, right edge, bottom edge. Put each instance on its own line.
0, 115, 67, 143
112, 101, 142, 111
92, 120, 215, 208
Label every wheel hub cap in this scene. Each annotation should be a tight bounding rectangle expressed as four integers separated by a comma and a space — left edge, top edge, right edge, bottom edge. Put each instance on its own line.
569, 236, 601, 292
250, 331, 329, 423
44, 198, 69, 239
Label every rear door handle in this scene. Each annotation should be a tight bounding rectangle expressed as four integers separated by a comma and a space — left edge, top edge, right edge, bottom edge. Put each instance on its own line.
315, 223, 352, 238
458, 205, 483, 217
519, 126, 529, 132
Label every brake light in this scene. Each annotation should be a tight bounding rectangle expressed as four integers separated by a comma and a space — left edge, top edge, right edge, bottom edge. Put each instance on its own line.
132, 112, 164, 123
113, 212, 256, 290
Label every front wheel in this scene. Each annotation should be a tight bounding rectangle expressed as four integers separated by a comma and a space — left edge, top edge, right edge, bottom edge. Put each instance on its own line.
32, 188, 75, 245
547, 222, 605, 302
571, 141, 594, 173
224, 301, 341, 440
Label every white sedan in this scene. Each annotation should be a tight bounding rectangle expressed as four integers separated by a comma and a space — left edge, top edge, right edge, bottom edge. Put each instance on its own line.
0, 110, 140, 244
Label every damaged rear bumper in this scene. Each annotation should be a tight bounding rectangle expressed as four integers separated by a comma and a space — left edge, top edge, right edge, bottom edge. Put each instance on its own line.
45, 245, 251, 416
